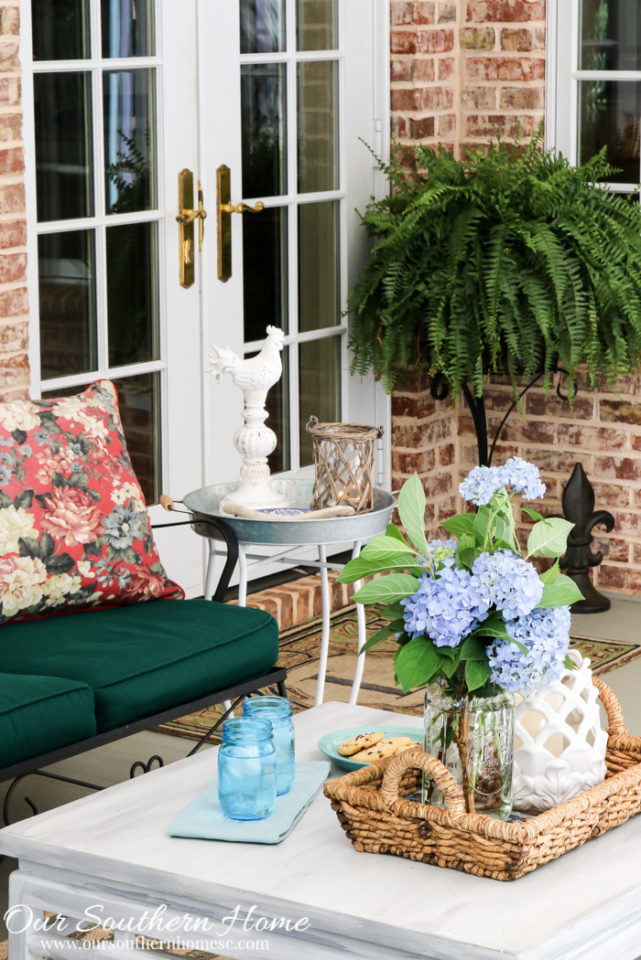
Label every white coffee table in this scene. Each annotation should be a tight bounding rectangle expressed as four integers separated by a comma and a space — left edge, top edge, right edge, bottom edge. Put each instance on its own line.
1, 702, 641, 960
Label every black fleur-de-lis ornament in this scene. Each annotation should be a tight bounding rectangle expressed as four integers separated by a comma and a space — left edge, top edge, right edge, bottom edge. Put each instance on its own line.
560, 463, 614, 613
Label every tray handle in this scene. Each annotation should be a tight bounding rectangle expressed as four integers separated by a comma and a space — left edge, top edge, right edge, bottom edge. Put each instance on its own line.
593, 676, 627, 735
380, 748, 467, 818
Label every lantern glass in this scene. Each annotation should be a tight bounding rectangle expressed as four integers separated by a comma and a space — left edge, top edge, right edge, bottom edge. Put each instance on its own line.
306, 417, 382, 513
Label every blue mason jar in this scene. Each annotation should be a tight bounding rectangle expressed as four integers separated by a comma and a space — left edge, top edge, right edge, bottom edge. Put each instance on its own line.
243, 696, 295, 795
218, 717, 276, 820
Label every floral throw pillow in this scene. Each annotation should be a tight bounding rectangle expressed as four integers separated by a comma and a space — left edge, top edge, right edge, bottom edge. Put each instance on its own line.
0, 379, 183, 624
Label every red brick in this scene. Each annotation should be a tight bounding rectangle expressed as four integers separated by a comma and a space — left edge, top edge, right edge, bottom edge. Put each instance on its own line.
0, 219, 26, 248
631, 542, 641, 565
416, 28, 454, 54
465, 113, 536, 139
420, 86, 454, 110
596, 564, 637, 592
0, 40, 20, 70
594, 456, 641, 482
438, 0, 456, 22
600, 399, 641, 425
438, 442, 456, 466
465, 56, 545, 82
0, 383, 28, 402
391, 30, 417, 54
500, 27, 533, 52
499, 86, 544, 110
409, 116, 436, 139
560, 424, 628, 451
414, 1, 436, 24
466, 1, 546, 23
437, 114, 456, 136
461, 27, 495, 50
0, 352, 29, 388
391, 59, 413, 82
526, 392, 595, 420
592, 536, 629, 563
0, 317, 27, 352
0, 285, 27, 316
0, 146, 23, 176
413, 58, 435, 81
462, 86, 497, 108
523, 447, 591, 475
391, 1, 415, 25
391, 87, 423, 111
392, 449, 436, 474
0, 114, 22, 143
392, 391, 438, 418
0, 78, 20, 106
0, 250, 25, 284
486, 417, 555, 444
438, 58, 456, 80
610, 512, 641, 539
0, 7, 20, 35
422, 472, 454, 499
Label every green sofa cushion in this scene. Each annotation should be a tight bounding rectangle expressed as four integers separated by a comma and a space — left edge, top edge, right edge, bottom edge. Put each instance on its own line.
0, 599, 279, 732
0, 673, 97, 769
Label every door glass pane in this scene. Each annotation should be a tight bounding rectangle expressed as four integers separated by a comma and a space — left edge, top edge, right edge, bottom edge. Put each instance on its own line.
580, 0, 641, 71
297, 0, 337, 51
298, 60, 338, 193
39, 231, 97, 380
298, 337, 341, 466
104, 70, 156, 213
34, 72, 93, 222
299, 201, 339, 331
32, 0, 89, 61
240, 0, 285, 53
114, 372, 161, 504
241, 64, 287, 198
243, 207, 288, 342
102, 0, 154, 58
578, 80, 641, 183
107, 222, 158, 366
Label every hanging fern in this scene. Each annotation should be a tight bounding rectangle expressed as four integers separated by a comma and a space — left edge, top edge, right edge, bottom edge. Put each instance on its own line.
347, 131, 641, 399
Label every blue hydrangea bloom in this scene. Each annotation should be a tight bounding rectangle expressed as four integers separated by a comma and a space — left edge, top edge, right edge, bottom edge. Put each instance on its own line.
472, 550, 543, 619
486, 606, 571, 695
401, 567, 490, 648
425, 538, 458, 569
501, 456, 546, 501
459, 456, 546, 505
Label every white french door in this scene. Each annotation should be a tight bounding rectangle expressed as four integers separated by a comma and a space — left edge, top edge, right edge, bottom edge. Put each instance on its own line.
22, 0, 390, 594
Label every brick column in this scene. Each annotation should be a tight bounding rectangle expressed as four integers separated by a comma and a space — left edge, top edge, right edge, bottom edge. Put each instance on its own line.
0, 1, 28, 402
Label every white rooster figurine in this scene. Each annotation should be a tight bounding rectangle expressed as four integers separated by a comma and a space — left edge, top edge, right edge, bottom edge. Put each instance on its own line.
208, 325, 284, 393
208, 326, 287, 509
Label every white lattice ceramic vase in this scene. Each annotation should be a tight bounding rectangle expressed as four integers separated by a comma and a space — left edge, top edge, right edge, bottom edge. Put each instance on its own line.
512, 650, 607, 813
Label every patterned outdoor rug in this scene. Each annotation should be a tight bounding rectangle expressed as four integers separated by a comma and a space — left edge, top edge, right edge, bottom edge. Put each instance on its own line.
157, 605, 641, 741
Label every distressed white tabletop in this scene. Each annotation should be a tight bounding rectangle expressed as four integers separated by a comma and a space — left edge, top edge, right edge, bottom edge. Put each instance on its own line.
1, 701, 641, 960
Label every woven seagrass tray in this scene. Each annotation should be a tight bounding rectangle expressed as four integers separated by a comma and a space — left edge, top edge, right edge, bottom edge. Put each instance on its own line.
323, 677, 641, 881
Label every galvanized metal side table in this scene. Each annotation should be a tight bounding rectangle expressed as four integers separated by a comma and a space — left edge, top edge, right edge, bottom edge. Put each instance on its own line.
184, 478, 395, 705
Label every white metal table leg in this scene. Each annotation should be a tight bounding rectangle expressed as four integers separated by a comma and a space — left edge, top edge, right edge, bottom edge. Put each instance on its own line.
315, 544, 330, 706
348, 539, 367, 705
237, 543, 248, 607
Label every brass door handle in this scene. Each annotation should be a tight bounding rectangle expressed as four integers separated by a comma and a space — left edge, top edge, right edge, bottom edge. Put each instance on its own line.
177, 171, 207, 288
219, 200, 265, 215
217, 164, 265, 282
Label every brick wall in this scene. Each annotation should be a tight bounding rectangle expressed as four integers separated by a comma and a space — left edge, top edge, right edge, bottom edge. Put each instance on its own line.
0, 0, 28, 402
391, 0, 546, 156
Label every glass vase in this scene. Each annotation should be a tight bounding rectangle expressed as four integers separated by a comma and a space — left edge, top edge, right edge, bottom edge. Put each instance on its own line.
242, 695, 295, 795
423, 683, 514, 819
218, 717, 277, 821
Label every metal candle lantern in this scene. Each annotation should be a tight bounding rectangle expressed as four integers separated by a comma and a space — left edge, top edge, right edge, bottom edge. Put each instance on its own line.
306, 416, 383, 514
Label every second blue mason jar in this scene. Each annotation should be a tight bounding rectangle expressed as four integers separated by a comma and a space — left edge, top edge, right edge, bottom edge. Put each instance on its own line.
243, 696, 295, 795
218, 717, 276, 820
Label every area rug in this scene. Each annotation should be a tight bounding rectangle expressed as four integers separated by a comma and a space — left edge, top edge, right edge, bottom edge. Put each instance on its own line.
157, 605, 641, 742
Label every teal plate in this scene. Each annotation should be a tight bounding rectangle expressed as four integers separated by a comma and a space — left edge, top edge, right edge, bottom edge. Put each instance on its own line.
317, 724, 423, 772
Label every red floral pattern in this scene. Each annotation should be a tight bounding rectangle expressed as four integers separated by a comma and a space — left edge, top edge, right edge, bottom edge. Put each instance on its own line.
0, 380, 183, 624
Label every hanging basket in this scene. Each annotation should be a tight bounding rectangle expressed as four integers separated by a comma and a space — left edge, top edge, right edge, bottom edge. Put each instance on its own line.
306, 416, 383, 514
